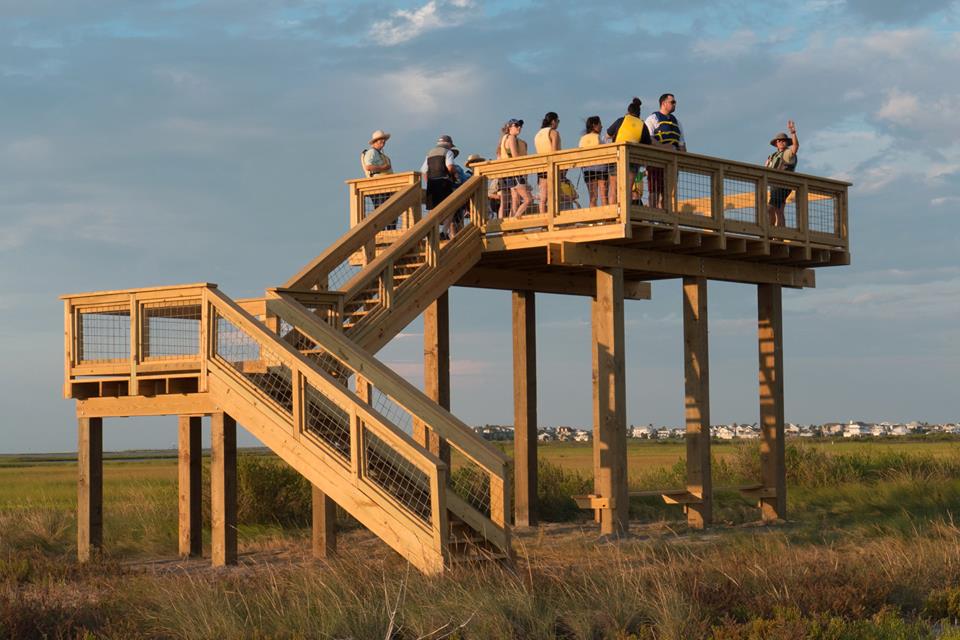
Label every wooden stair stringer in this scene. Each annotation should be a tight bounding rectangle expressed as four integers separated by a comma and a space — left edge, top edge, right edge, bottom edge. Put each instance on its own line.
205, 361, 446, 575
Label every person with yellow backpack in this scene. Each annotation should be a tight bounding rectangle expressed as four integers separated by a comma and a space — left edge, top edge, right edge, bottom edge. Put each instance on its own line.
607, 97, 652, 205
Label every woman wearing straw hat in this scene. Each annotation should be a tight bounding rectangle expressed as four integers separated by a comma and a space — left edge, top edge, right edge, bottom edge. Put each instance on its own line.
765, 120, 799, 227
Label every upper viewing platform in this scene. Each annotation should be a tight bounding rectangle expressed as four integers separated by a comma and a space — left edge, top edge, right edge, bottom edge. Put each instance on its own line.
341, 141, 849, 291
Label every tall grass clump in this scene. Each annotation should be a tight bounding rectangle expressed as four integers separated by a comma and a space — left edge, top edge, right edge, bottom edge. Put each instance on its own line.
535, 459, 592, 521
729, 441, 960, 487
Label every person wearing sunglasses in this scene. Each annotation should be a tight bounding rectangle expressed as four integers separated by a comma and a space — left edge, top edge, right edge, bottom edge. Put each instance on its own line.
645, 93, 687, 208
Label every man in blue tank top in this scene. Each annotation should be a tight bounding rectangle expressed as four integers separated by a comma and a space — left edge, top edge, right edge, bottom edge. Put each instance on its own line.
645, 93, 687, 208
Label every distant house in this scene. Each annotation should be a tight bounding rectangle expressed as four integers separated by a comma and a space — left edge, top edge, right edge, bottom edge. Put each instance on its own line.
573, 430, 591, 442
631, 426, 652, 439
656, 429, 672, 440
537, 430, 555, 442
714, 426, 735, 440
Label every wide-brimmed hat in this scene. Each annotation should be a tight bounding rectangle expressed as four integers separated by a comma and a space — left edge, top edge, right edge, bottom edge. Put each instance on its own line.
436, 134, 455, 148
464, 153, 487, 166
770, 132, 790, 146
506, 118, 524, 127
369, 129, 391, 145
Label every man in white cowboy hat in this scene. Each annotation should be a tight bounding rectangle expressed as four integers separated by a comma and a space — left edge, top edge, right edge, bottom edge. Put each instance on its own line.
419, 134, 459, 210
361, 129, 396, 226
764, 120, 799, 227
361, 129, 392, 178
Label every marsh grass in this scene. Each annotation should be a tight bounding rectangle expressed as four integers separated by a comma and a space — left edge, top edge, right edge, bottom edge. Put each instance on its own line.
4, 443, 960, 637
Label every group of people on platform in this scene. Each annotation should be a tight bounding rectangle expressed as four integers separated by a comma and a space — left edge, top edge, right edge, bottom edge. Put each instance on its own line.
360, 94, 800, 232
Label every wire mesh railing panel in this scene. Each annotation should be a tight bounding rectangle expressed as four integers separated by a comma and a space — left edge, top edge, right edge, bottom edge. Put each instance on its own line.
303, 381, 352, 461
77, 306, 130, 363
568, 160, 617, 210
276, 318, 413, 438
489, 171, 536, 219
364, 189, 402, 230
809, 191, 838, 235
214, 313, 293, 413
723, 177, 758, 224
142, 300, 201, 360
449, 455, 492, 517
676, 169, 713, 217
643, 161, 669, 210
768, 181, 799, 229
371, 388, 414, 436
327, 261, 362, 292
363, 426, 432, 524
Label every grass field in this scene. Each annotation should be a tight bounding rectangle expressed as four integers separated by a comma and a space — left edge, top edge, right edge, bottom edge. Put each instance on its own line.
4, 438, 960, 638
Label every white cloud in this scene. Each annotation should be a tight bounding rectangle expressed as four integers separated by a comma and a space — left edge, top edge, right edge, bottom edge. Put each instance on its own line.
931, 196, 960, 207
369, 0, 475, 46
875, 88, 919, 121
375, 65, 483, 118
785, 275, 960, 320
692, 29, 761, 58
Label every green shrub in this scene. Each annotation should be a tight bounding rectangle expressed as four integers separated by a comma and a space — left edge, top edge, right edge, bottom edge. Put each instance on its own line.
536, 459, 592, 521
236, 455, 313, 527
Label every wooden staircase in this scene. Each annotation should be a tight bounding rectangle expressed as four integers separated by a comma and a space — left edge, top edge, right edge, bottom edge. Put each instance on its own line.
62, 174, 508, 574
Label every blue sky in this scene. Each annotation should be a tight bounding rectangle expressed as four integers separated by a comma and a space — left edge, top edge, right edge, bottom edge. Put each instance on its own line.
1, 0, 958, 452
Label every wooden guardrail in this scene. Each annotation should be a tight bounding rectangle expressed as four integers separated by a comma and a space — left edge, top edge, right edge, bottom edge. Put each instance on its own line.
346, 171, 423, 232
466, 141, 849, 251
282, 175, 486, 344
62, 281, 512, 568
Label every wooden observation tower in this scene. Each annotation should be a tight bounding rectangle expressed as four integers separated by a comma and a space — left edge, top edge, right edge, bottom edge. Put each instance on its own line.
62, 142, 849, 571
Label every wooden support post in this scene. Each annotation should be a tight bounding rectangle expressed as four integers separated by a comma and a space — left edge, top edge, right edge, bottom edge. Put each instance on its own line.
682, 277, 713, 528
311, 485, 337, 558
211, 412, 237, 566
178, 415, 203, 557
77, 417, 103, 563
415, 293, 451, 464
512, 290, 538, 527
758, 284, 786, 521
592, 268, 628, 535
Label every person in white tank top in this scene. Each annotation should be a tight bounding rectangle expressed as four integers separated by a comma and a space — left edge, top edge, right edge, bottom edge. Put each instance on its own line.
497, 119, 533, 217
534, 112, 561, 213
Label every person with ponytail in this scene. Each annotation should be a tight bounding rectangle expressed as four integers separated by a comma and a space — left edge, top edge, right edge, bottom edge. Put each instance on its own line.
534, 111, 562, 213
579, 116, 609, 207
606, 97, 651, 205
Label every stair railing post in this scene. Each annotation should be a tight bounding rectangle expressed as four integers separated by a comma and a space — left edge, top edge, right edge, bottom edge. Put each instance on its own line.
380, 263, 394, 309
129, 293, 139, 396
352, 376, 371, 478
199, 288, 210, 392
430, 463, 449, 570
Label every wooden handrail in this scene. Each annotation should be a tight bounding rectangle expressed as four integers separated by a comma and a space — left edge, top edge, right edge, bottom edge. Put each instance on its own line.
205, 286, 445, 478
341, 175, 484, 301
265, 290, 510, 476
284, 183, 423, 290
